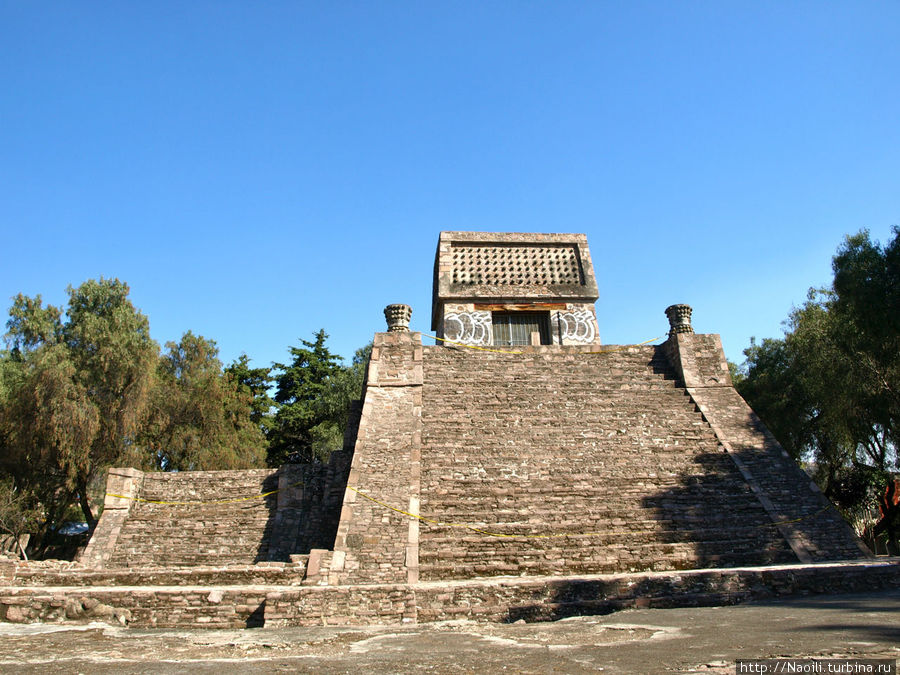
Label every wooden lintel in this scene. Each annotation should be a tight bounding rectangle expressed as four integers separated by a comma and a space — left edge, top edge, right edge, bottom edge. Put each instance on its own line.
473, 303, 567, 311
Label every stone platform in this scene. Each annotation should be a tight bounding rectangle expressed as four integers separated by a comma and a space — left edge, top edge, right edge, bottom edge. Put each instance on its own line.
3, 334, 881, 629
3, 232, 885, 631
2, 559, 898, 628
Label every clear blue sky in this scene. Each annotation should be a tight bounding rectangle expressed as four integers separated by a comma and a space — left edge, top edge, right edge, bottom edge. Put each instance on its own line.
2, 2, 898, 370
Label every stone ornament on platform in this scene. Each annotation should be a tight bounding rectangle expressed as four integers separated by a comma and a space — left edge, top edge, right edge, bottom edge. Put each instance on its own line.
665, 304, 694, 335
384, 304, 413, 332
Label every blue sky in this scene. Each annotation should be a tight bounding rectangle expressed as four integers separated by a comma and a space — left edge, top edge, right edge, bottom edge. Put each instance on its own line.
2, 2, 898, 370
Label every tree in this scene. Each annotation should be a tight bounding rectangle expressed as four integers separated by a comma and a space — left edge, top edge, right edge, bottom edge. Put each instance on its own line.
830, 228, 900, 458
224, 354, 275, 436
0, 478, 41, 560
738, 228, 899, 553
1, 279, 277, 554
141, 332, 267, 471
0, 343, 100, 534
2, 279, 157, 532
306, 342, 371, 457
268, 332, 370, 466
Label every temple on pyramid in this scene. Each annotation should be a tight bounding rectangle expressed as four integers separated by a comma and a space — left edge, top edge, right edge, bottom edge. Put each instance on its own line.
3, 231, 890, 628
327, 231, 869, 588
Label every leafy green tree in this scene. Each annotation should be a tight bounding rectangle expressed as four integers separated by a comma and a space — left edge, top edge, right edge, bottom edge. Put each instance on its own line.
1, 279, 279, 552
830, 228, 900, 461
141, 332, 267, 471
268, 332, 370, 466
0, 477, 41, 560
224, 354, 275, 435
307, 342, 371, 459
5, 294, 63, 352
0, 345, 100, 529
738, 228, 899, 552
1, 279, 158, 532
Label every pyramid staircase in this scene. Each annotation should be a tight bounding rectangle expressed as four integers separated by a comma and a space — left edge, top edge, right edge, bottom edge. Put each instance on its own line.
106, 469, 279, 568
417, 346, 804, 580
1, 341, 884, 629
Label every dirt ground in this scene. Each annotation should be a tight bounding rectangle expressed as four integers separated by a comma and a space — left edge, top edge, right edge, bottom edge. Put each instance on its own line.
0, 589, 897, 674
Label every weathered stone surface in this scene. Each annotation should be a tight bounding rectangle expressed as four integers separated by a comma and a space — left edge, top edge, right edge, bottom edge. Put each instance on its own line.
684, 385, 870, 562
3, 559, 898, 628
267, 450, 352, 560
2, 231, 878, 630
103, 469, 279, 568
83, 454, 352, 570
416, 344, 797, 580
7, 561, 306, 587
432, 232, 602, 345
330, 331, 423, 589
78, 467, 144, 568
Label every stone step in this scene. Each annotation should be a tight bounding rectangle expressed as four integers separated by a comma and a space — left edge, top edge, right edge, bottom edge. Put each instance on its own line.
3, 561, 307, 587
416, 344, 799, 579
106, 469, 280, 568
418, 548, 798, 579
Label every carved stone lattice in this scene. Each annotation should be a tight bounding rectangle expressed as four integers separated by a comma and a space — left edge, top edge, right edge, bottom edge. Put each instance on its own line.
451, 245, 582, 286
384, 304, 413, 332
665, 304, 694, 335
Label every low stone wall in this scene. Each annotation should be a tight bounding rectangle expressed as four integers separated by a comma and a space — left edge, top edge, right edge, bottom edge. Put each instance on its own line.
266, 585, 416, 625
414, 560, 900, 623
0, 586, 274, 628
265, 560, 900, 627
2, 560, 898, 628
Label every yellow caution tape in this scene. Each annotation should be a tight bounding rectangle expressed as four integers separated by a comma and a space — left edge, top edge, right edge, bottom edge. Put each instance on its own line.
108, 481, 832, 539
105, 489, 281, 506
422, 334, 525, 354
104, 481, 308, 506
347, 486, 832, 539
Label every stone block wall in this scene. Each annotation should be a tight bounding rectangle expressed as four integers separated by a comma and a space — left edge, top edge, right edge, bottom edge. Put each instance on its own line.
327, 329, 869, 585
266, 449, 353, 559
105, 469, 280, 568
0, 585, 273, 628
79, 327, 870, 586
409, 560, 900, 624
685, 385, 870, 561
5, 560, 306, 587
79, 467, 143, 568
328, 331, 423, 591
662, 333, 732, 388
3, 558, 899, 628
662, 332, 871, 562
438, 301, 600, 346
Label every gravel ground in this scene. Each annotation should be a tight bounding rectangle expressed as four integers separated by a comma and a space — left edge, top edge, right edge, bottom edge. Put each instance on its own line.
0, 589, 898, 674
